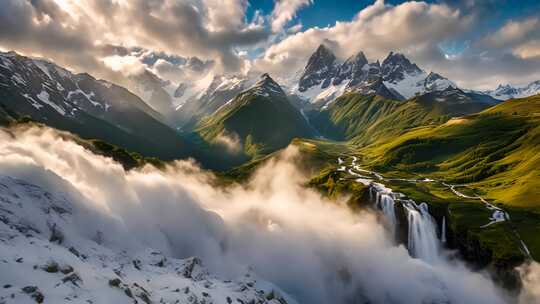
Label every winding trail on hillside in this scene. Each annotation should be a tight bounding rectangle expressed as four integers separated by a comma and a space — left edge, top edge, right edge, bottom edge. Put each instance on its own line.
337, 156, 532, 258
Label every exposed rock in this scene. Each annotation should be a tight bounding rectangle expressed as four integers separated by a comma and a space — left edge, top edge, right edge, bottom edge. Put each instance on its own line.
48, 223, 64, 244
62, 272, 82, 286
108, 278, 122, 287
21, 286, 38, 293
59, 264, 74, 274
42, 261, 59, 273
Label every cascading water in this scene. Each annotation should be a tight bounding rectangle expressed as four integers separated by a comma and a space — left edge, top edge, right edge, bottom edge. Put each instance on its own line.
370, 183, 406, 237
403, 201, 441, 263
374, 192, 397, 233
441, 216, 447, 243
343, 157, 444, 264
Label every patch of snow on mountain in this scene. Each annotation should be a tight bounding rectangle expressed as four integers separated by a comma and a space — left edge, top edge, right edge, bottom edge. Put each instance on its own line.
22, 93, 43, 110
11, 74, 26, 86
37, 90, 66, 115
33, 60, 53, 80
0, 56, 13, 69
383, 71, 426, 99
425, 77, 456, 92
67, 89, 102, 108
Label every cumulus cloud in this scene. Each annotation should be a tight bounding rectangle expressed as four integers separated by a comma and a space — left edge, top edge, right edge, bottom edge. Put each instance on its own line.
270, 0, 313, 32
1, 124, 533, 304
483, 18, 540, 49
0, 0, 269, 79
102, 55, 147, 76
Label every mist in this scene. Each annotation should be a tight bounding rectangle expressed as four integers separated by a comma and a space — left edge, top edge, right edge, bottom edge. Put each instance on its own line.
0, 125, 537, 304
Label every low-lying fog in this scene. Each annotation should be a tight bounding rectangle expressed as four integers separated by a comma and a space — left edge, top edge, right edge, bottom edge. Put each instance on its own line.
1, 125, 538, 304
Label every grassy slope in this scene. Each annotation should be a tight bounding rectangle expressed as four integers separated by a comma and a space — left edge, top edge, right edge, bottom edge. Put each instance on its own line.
361, 95, 540, 208
354, 95, 540, 261
197, 93, 313, 158
310, 93, 401, 140
311, 92, 490, 144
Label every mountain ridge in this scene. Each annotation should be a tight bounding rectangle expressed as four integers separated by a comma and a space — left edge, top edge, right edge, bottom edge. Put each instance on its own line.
196, 73, 314, 158
0, 50, 195, 160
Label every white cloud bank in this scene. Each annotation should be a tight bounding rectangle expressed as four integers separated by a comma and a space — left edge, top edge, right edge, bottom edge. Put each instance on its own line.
1, 125, 538, 303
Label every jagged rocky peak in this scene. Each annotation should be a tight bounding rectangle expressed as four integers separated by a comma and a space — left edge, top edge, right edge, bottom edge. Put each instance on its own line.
333, 51, 369, 86
424, 72, 456, 91
249, 73, 286, 98
485, 80, 540, 100
310, 44, 337, 66
497, 84, 519, 94
343, 51, 368, 68
381, 51, 423, 82
298, 44, 338, 91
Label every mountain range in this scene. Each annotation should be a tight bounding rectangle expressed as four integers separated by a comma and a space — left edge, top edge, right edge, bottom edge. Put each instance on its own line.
1, 43, 540, 304
3, 45, 540, 168
0, 51, 194, 161
483, 81, 540, 100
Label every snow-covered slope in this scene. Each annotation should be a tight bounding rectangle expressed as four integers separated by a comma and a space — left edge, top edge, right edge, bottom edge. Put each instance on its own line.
0, 174, 293, 304
0, 51, 161, 121
484, 80, 540, 100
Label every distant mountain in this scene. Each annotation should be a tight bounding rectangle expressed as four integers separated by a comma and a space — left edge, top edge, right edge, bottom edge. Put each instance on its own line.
484, 81, 540, 100
174, 74, 254, 130
0, 51, 194, 160
288, 44, 496, 107
127, 57, 215, 123
292, 45, 402, 105
128, 69, 176, 120
196, 74, 314, 157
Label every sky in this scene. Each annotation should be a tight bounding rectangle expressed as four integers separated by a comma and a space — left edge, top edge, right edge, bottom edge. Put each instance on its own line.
1, 0, 540, 90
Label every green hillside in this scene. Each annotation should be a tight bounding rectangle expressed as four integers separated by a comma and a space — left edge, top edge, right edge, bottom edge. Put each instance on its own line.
361, 94, 540, 208
310, 90, 491, 144
197, 74, 314, 158
309, 93, 401, 140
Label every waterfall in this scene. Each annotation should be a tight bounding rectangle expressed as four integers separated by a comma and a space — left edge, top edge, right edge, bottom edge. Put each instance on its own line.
403, 202, 440, 264
350, 158, 442, 264
371, 184, 397, 235
441, 216, 447, 243
376, 193, 397, 231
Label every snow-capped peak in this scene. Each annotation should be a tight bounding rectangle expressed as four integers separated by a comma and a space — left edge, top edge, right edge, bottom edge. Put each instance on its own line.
245, 73, 286, 98
424, 72, 456, 92
484, 80, 540, 100
298, 44, 339, 92
291, 47, 466, 106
